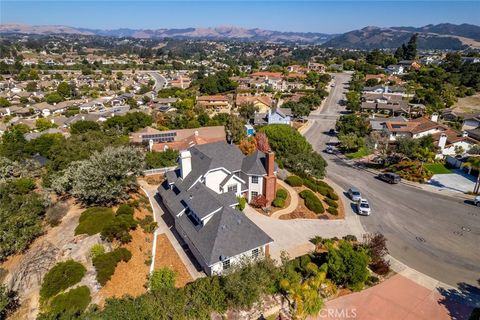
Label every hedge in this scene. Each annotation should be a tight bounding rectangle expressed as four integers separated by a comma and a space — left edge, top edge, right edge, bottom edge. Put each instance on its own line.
75, 207, 115, 236
299, 190, 325, 214
40, 260, 86, 300
44, 286, 91, 318
276, 189, 288, 200
326, 190, 339, 201
285, 176, 303, 187
324, 198, 339, 208
327, 207, 338, 215
316, 180, 333, 191
303, 179, 318, 192
93, 248, 132, 286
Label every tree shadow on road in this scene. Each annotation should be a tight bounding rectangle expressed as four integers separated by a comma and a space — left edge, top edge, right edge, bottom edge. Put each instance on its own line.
437, 280, 480, 320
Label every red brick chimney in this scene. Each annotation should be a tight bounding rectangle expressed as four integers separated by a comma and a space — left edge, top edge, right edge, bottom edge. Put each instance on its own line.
264, 151, 276, 206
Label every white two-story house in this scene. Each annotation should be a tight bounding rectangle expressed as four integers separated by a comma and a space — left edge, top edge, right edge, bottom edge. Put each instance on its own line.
158, 141, 276, 275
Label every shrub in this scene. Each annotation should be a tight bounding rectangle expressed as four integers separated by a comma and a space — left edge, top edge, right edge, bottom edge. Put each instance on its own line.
90, 244, 105, 258
326, 241, 369, 289
366, 275, 379, 286
251, 195, 268, 208
101, 214, 137, 244
0, 285, 18, 319
45, 201, 69, 227
116, 204, 134, 216
316, 180, 333, 191
75, 207, 115, 236
276, 189, 288, 200
317, 187, 329, 197
324, 198, 338, 208
93, 248, 132, 286
139, 215, 157, 233
364, 233, 390, 275
327, 207, 338, 215
40, 260, 86, 300
236, 197, 247, 211
299, 190, 325, 214
12, 178, 36, 194
303, 179, 318, 192
41, 286, 91, 319
309, 236, 323, 245
326, 190, 339, 201
285, 176, 303, 187
148, 268, 176, 291
342, 235, 357, 242
272, 198, 285, 208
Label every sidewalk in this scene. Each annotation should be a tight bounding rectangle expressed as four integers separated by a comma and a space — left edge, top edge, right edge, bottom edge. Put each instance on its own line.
139, 182, 205, 280
337, 155, 473, 201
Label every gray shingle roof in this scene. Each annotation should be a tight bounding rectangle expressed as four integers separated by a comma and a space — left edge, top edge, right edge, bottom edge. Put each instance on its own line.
176, 205, 273, 266
241, 150, 267, 176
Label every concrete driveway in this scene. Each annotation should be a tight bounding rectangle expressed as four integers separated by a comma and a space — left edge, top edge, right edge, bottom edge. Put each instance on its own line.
313, 274, 476, 320
428, 169, 476, 193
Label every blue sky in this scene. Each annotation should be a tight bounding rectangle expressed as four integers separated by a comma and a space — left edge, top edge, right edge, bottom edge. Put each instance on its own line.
1, 1, 479, 33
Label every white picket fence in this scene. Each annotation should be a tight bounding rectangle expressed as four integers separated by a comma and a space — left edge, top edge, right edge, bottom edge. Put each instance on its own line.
143, 166, 177, 176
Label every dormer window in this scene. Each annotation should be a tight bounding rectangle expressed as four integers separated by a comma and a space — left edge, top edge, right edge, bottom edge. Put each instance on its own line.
227, 184, 238, 193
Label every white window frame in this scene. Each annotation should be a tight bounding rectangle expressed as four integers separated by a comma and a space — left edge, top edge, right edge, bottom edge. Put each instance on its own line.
227, 184, 238, 193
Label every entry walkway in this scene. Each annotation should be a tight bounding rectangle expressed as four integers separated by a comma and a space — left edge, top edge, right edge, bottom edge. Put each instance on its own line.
139, 181, 204, 280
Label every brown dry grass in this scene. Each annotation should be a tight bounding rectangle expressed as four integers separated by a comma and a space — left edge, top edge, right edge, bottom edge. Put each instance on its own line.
143, 174, 164, 186
154, 234, 192, 288
452, 94, 480, 113
98, 194, 154, 304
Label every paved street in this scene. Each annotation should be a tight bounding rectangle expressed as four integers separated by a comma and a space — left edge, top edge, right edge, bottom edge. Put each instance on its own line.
147, 71, 168, 91
304, 73, 480, 290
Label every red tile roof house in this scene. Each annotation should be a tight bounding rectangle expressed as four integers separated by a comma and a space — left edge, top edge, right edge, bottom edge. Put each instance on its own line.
383, 114, 478, 158
129, 126, 226, 152
196, 95, 232, 114
157, 141, 275, 275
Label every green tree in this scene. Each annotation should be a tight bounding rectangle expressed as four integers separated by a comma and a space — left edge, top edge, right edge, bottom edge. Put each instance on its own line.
35, 118, 58, 132
464, 156, 480, 194
238, 102, 259, 122
51, 146, 145, 205
56, 82, 71, 98
70, 120, 101, 134
327, 241, 369, 290
145, 149, 179, 169
225, 114, 246, 144
405, 33, 418, 60
45, 92, 63, 104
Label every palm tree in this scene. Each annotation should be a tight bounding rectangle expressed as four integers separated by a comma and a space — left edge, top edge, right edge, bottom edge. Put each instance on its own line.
464, 156, 480, 194
414, 147, 435, 175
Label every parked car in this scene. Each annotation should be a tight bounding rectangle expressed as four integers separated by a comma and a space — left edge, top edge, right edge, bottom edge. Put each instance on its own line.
347, 187, 362, 201
325, 145, 336, 154
357, 198, 371, 216
474, 196, 480, 207
378, 172, 401, 184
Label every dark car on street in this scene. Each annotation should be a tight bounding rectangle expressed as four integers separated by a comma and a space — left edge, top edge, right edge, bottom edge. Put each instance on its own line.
378, 172, 401, 184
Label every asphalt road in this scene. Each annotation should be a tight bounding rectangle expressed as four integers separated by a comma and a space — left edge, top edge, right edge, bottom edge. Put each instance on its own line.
304, 73, 480, 289
148, 72, 168, 91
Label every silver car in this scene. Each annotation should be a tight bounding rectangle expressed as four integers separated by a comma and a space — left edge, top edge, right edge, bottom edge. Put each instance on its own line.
357, 198, 371, 216
348, 187, 362, 202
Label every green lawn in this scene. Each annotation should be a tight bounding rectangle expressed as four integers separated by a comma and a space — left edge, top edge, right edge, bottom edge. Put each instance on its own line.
346, 146, 372, 159
423, 163, 453, 174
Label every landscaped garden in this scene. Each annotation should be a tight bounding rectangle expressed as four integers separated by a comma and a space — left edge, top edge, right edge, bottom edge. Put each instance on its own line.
279, 175, 343, 220
423, 163, 453, 175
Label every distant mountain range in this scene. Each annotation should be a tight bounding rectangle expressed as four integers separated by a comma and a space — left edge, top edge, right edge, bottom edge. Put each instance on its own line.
322, 23, 480, 49
0, 23, 334, 43
1, 23, 480, 49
